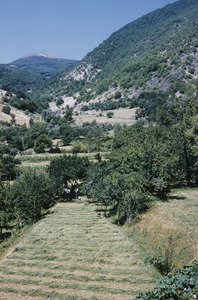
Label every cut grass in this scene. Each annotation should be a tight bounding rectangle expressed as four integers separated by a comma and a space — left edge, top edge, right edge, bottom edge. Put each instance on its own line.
0, 201, 159, 299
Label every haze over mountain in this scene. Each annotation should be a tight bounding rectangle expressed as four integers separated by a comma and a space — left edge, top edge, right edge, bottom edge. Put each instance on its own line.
32, 0, 198, 120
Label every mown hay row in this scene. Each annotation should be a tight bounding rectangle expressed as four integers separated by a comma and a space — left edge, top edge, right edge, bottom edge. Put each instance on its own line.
0, 201, 158, 299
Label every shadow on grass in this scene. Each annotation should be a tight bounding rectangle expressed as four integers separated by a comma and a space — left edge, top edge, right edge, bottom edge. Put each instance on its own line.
168, 195, 186, 201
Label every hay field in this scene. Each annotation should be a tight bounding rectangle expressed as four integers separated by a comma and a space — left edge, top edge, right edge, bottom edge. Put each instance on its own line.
0, 199, 159, 299
74, 108, 137, 126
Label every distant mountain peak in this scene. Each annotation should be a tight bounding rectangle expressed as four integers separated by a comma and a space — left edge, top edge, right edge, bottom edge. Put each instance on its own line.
7, 53, 78, 79
22, 52, 62, 59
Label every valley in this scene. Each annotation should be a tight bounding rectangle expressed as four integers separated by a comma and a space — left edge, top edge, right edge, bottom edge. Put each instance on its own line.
0, 0, 198, 298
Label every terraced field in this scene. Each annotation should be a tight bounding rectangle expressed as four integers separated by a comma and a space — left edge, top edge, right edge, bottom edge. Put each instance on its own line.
0, 200, 159, 299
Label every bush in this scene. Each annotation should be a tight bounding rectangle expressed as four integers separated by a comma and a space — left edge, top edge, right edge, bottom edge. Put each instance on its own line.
136, 261, 198, 299
115, 91, 121, 99
2, 106, 11, 115
106, 111, 114, 118
56, 98, 64, 106
48, 147, 61, 153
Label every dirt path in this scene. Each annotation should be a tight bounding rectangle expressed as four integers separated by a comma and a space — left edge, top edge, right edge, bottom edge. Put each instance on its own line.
0, 201, 159, 299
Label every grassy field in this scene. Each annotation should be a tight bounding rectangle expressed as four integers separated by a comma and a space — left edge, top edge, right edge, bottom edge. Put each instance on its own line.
132, 188, 198, 270
17, 152, 110, 169
74, 108, 137, 126
0, 198, 159, 300
0, 103, 30, 125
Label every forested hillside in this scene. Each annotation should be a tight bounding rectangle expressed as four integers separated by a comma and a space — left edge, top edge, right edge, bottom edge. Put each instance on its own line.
8, 53, 78, 78
0, 64, 44, 92
32, 0, 198, 121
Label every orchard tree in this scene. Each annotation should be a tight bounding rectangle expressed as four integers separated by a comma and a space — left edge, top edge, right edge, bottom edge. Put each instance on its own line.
12, 168, 55, 224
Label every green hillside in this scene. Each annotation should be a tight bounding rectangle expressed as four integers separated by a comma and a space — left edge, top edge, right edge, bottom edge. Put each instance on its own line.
0, 64, 44, 92
33, 0, 198, 121
8, 54, 78, 78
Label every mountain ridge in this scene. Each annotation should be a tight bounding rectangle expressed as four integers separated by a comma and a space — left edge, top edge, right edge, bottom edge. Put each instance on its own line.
8, 53, 78, 78
20, 52, 63, 59
32, 0, 198, 121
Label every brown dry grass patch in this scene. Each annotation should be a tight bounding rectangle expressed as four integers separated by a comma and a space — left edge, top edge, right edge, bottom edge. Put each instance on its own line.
132, 188, 198, 269
0, 103, 30, 125
74, 108, 137, 126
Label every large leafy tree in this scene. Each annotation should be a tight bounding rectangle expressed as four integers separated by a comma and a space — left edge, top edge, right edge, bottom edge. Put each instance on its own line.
12, 168, 54, 224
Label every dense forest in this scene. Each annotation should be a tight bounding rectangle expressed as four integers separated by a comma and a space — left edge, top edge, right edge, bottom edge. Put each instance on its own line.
0, 64, 45, 92
0, 0, 198, 298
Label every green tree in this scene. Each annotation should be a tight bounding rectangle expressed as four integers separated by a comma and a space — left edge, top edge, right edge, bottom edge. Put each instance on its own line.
34, 134, 52, 153
114, 91, 121, 99
12, 168, 54, 224
59, 123, 73, 146
0, 155, 21, 181
63, 105, 73, 122
48, 155, 90, 196
23, 122, 47, 150
0, 184, 14, 238
2, 106, 11, 115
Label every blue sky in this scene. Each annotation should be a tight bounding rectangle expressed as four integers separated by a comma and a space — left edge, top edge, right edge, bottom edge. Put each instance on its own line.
0, 0, 177, 63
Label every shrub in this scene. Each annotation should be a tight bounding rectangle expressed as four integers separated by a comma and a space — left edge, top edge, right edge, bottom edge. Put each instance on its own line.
2, 106, 11, 115
115, 91, 121, 99
136, 261, 198, 299
106, 111, 114, 118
